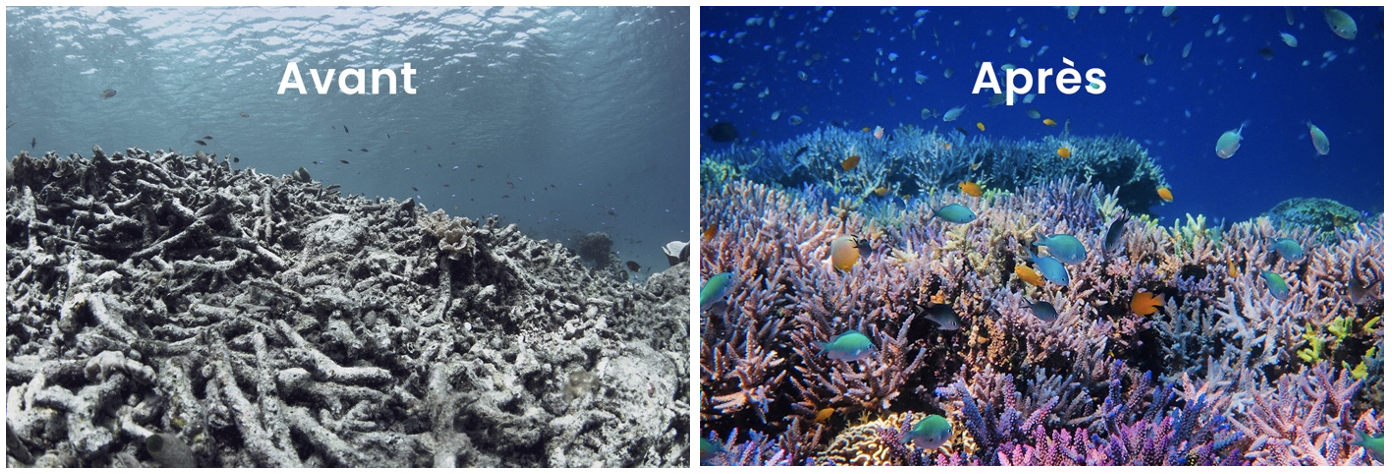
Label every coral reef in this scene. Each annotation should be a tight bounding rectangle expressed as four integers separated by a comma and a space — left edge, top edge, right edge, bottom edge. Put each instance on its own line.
699, 129, 1383, 466
6, 147, 688, 467
1263, 197, 1368, 242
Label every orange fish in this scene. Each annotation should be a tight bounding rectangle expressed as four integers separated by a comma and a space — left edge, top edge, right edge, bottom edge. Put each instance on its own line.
1157, 187, 1174, 202
702, 224, 718, 241
815, 407, 835, 423
959, 181, 983, 197
873, 126, 885, 139
1226, 255, 1239, 278
943, 143, 952, 150
1015, 265, 1044, 286
1131, 290, 1163, 316
862, 127, 872, 133
976, 122, 985, 131
1042, 118, 1058, 126
841, 155, 860, 171
1057, 147, 1071, 159
874, 186, 889, 196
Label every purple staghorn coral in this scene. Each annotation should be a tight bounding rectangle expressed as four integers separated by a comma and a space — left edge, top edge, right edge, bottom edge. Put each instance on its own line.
700, 149, 1383, 465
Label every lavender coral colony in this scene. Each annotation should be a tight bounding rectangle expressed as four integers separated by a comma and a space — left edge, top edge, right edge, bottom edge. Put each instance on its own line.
5, 148, 689, 467
698, 125, 1383, 465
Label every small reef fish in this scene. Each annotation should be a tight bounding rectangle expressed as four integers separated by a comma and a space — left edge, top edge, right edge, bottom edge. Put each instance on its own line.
194, 140, 207, 146
1351, 430, 1383, 463
814, 407, 836, 424
1104, 211, 1129, 252
1227, 255, 1240, 278
942, 105, 966, 122
1131, 290, 1163, 316
702, 224, 718, 241
100, 88, 117, 99
1157, 187, 1174, 202
1025, 108, 1041, 119
1306, 121, 1330, 155
31, 137, 35, 149
1269, 238, 1305, 262
1057, 146, 1071, 159
1028, 251, 1070, 286
873, 126, 885, 139
344, 125, 349, 133
901, 414, 953, 451
699, 438, 725, 464
816, 330, 876, 362
1215, 121, 1249, 159
1042, 118, 1057, 126
1279, 32, 1298, 48
874, 186, 889, 196
1347, 276, 1375, 305
1260, 271, 1290, 299
933, 204, 977, 224
841, 155, 860, 172
976, 122, 985, 131
625, 261, 641, 272
958, 181, 983, 197
1025, 300, 1058, 322
1015, 265, 1044, 286
1034, 233, 1087, 265
240, 112, 250, 117
700, 272, 735, 310
923, 303, 963, 331
1323, 8, 1357, 40
829, 235, 870, 272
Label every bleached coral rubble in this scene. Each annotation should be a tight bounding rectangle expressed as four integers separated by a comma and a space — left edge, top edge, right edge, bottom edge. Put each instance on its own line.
6, 147, 688, 467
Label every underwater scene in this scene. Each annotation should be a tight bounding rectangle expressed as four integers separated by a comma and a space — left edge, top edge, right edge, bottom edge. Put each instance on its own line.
6, 6, 689, 467
699, 6, 1383, 466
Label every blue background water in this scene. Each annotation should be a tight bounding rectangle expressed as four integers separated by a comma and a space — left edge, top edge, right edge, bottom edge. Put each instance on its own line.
6, 6, 690, 278
700, 6, 1383, 224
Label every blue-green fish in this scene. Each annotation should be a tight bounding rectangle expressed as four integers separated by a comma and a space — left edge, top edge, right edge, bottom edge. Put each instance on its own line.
700, 272, 734, 310
700, 438, 726, 464
1269, 238, 1304, 262
816, 330, 876, 361
1028, 251, 1070, 286
901, 414, 953, 450
1352, 430, 1383, 463
1034, 233, 1087, 265
1260, 271, 1290, 299
1025, 300, 1058, 322
933, 204, 977, 224
923, 303, 963, 331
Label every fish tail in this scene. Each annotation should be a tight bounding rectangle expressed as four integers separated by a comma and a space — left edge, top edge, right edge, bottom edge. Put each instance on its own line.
814, 341, 829, 354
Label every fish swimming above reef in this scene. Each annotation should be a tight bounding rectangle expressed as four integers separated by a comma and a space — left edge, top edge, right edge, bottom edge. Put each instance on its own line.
1025, 300, 1058, 322
1157, 187, 1174, 202
942, 105, 966, 122
1351, 430, 1383, 463
1057, 146, 1071, 159
901, 414, 953, 451
933, 204, 976, 224
1028, 251, 1069, 286
100, 88, 117, 99
1042, 118, 1057, 126
1131, 290, 1163, 316
1034, 233, 1087, 265
700, 272, 735, 310
1324, 8, 1357, 40
816, 330, 876, 362
959, 181, 983, 197
1260, 271, 1290, 299
1346, 276, 1376, 305
1215, 121, 1249, 159
1015, 265, 1044, 286
194, 140, 207, 146
923, 303, 963, 331
1306, 121, 1330, 155
699, 438, 726, 464
1104, 211, 1129, 252
707, 122, 739, 142
829, 235, 870, 272
1279, 32, 1298, 47
840, 155, 860, 172
1269, 238, 1305, 262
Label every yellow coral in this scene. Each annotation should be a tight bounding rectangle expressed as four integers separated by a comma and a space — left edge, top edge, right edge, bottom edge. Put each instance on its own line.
812, 412, 924, 466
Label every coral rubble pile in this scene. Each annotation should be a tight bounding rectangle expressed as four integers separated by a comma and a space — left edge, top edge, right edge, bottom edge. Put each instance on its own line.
6, 147, 688, 467
699, 127, 1383, 466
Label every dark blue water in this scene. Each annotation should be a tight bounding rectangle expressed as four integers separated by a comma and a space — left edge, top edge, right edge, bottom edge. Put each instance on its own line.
700, 6, 1382, 224
7, 6, 690, 277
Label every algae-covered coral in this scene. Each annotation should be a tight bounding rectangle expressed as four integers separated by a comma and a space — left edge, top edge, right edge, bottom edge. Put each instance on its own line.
699, 128, 1383, 466
5, 148, 688, 467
